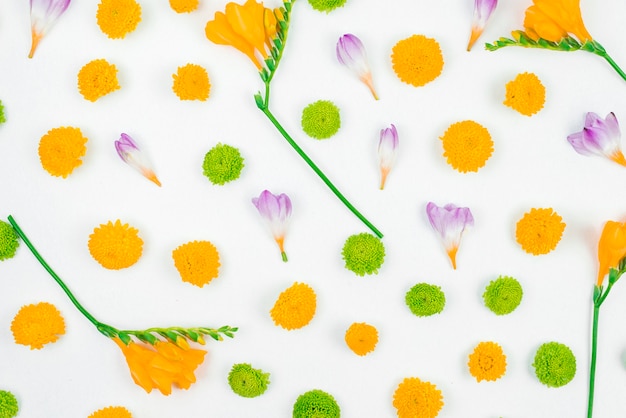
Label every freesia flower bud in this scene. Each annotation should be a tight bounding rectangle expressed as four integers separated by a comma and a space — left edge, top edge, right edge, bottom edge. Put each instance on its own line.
252, 190, 292, 262
596, 220, 626, 286
114, 133, 162, 187
336, 34, 379, 100
378, 124, 399, 190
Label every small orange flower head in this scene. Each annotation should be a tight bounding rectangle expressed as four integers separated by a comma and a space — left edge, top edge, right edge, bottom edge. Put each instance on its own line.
597, 220, 626, 286
522, 0, 593, 43
113, 337, 207, 395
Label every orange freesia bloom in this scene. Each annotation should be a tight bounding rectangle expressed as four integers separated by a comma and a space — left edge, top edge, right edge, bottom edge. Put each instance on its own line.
205, 0, 279, 70
597, 220, 626, 286
113, 337, 207, 395
523, 0, 593, 43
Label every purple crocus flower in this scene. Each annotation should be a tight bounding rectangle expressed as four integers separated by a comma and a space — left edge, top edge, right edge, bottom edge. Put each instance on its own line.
467, 0, 498, 51
336, 34, 379, 100
252, 190, 292, 262
29, 0, 72, 58
567, 112, 626, 167
426, 202, 474, 269
378, 124, 399, 190
114, 133, 162, 186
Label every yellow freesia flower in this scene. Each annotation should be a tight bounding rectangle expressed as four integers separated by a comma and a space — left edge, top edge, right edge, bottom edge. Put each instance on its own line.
113, 337, 207, 395
205, 0, 280, 70
596, 220, 626, 286
523, 0, 592, 43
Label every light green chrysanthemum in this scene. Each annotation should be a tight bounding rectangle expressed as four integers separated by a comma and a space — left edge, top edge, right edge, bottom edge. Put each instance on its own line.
202, 143, 244, 185
483, 276, 523, 315
533, 342, 576, 388
307, 0, 347, 13
293, 389, 340, 418
0, 390, 19, 418
0, 100, 6, 124
0, 220, 19, 261
342, 232, 385, 276
301, 100, 341, 139
405, 283, 446, 317
228, 363, 270, 398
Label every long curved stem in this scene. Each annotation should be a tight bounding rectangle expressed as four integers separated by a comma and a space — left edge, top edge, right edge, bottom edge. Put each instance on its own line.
587, 298, 601, 418
257, 105, 383, 238
7, 215, 111, 333
600, 53, 626, 83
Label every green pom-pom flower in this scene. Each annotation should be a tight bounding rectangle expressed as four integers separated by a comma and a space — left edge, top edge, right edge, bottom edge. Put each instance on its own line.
228, 363, 270, 398
0, 221, 19, 261
532, 341, 576, 388
483, 276, 523, 315
0, 390, 19, 418
301, 100, 341, 139
0, 100, 6, 124
342, 232, 385, 276
202, 143, 244, 185
405, 283, 446, 317
293, 389, 340, 418
307, 0, 347, 13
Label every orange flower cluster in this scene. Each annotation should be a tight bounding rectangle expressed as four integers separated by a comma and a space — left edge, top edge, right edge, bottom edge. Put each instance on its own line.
522, 0, 592, 43
205, 0, 280, 70
113, 337, 206, 395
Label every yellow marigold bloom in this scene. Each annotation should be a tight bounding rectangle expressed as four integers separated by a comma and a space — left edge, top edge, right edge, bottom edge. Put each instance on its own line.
523, 0, 592, 43
516, 208, 566, 255
468, 341, 507, 382
440, 120, 493, 173
169, 0, 199, 13
270, 282, 316, 330
392, 377, 443, 418
205, 0, 280, 70
172, 240, 221, 287
172, 64, 211, 101
596, 220, 626, 286
391, 34, 444, 87
38, 126, 88, 178
11, 302, 66, 350
96, 0, 142, 39
88, 220, 143, 270
77, 59, 120, 102
113, 337, 207, 395
344, 322, 378, 356
88, 406, 132, 418
504, 72, 546, 116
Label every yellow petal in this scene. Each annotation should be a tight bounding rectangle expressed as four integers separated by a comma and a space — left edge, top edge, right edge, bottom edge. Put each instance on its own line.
225, 0, 268, 59
205, 11, 262, 69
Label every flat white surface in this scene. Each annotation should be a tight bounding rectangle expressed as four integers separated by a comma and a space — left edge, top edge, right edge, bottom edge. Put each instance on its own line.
2, 0, 626, 417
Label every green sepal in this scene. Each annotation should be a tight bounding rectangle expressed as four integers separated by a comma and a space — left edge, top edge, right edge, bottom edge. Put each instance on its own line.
259, 68, 269, 82
254, 92, 265, 109
284, 1, 292, 12
593, 285, 603, 303
265, 58, 276, 71
186, 330, 199, 342
162, 330, 179, 342
136, 332, 158, 345
608, 266, 623, 285
278, 20, 288, 31
273, 37, 283, 51
117, 332, 132, 345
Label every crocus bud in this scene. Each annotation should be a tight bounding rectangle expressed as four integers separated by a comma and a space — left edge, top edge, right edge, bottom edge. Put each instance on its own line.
336, 34, 379, 100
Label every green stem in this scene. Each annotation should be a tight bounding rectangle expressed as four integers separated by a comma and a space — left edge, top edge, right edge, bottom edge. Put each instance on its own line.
257, 105, 383, 238
600, 52, 626, 83
7, 215, 114, 336
587, 295, 601, 418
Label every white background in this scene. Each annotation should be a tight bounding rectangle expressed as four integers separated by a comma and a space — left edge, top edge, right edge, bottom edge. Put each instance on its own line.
2, 0, 626, 417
